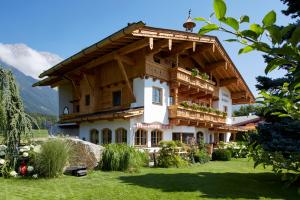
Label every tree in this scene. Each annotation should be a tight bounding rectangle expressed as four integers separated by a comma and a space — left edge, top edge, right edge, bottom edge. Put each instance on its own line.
0, 67, 33, 169
195, 0, 300, 185
280, 0, 300, 18
233, 104, 262, 116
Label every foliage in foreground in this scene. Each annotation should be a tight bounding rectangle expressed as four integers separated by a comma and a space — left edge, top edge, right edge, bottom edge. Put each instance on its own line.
219, 141, 248, 158
35, 139, 71, 178
0, 67, 33, 169
192, 138, 210, 164
195, 0, 300, 185
157, 141, 188, 168
101, 144, 149, 172
212, 149, 232, 161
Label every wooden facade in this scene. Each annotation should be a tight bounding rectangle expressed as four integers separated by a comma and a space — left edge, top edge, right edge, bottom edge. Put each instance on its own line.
34, 22, 254, 128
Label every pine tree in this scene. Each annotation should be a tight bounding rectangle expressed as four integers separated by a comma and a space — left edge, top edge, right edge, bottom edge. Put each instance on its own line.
0, 67, 32, 168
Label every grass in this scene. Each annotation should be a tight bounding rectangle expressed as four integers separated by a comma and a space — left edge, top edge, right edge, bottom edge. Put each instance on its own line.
0, 129, 48, 142
31, 129, 49, 139
0, 159, 298, 200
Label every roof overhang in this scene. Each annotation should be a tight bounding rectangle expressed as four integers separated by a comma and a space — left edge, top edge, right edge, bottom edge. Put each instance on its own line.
33, 22, 255, 103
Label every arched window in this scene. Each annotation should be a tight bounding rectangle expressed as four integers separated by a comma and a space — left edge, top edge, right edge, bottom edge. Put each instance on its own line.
63, 106, 69, 115
102, 128, 112, 144
151, 129, 163, 147
115, 128, 127, 144
90, 129, 99, 144
196, 131, 204, 143
135, 129, 147, 146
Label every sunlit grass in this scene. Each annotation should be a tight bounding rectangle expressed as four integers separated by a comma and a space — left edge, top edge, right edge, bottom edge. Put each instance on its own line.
0, 159, 298, 200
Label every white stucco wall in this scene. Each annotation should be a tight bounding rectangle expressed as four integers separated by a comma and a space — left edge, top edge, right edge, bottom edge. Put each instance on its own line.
212, 86, 233, 125
58, 84, 73, 115
131, 78, 145, 108
79, 120, 131, 145
131, 77, 171, 124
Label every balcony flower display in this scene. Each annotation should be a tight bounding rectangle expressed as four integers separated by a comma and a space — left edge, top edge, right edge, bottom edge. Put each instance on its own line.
180, 101, 227, 117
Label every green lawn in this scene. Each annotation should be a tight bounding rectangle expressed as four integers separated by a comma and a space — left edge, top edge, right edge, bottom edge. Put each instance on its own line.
0, 129, 48, 141
31, 129, 49, 139
0, 159, 298, 200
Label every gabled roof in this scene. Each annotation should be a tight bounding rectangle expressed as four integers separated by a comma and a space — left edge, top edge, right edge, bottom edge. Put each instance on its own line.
232, 115, 261, 126
33, 21, 255, 103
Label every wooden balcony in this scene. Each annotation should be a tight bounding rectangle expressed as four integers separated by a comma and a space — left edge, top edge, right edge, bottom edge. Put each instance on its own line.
170, 67, 215, 93
168, 105, 226, 126
145, 60, 170, 82
60, 113, 80, 122
59, 107, 144, 123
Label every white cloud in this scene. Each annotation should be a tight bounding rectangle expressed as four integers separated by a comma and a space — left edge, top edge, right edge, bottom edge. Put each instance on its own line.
0, 43, 63, 79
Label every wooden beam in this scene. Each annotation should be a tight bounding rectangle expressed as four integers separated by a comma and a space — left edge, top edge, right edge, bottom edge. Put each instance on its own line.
116, 57, 136, 102
219, 77, 238, 86
118, 55, 135, 66
167, 42, 193, 57
83, 38, 149, 70
146, 39, 169, 55
231, 91, 247, 99
198, 44, 214, 54
206, 61, 226, 72
64, 75, 81, 100
83, 73, 94, 93
191, 53, 206, 68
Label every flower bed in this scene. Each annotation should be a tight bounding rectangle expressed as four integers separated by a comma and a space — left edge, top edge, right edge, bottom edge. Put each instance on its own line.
0, 144, 40, 178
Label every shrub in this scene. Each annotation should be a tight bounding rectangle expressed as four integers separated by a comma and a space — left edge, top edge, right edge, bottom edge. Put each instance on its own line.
212, 149, 232, 161
223, 142, 248, 158
157, 141, 188, 168
194, 149, 211, 164
35, 139, 71, 178
101, 144, 148, 172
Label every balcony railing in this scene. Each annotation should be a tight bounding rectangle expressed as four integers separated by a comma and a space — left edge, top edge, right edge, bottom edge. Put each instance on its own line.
168, 105, 226, 125
170, 67, 215, 93
59, 113, 80, 121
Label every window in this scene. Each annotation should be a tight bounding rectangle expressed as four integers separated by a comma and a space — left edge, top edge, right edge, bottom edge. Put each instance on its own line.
115, 128, 127, 144
223, 105, 228, 113
224, 106, 228, 116
85, 95, 90, 106
172, 132, 194, 144
76, 105, 80, 112
196, 131, 204, 144
152, 87, 162, 105
112, 91, 121, 106
90, 129, 99, 144
209, 134, 213, 143
102, 128, 112, 144
135, 129, 147, 146
63, 106, 69, 115
151, 129, 163, 147
168, 96, 173, 106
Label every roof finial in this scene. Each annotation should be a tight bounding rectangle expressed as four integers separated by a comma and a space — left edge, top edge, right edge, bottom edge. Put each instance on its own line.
183, 9, 196, 32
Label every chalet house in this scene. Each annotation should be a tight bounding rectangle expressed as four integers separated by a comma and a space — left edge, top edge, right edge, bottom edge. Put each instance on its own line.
34, 21, 254, 149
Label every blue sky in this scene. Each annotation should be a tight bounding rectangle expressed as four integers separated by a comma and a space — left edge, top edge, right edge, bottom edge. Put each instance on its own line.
0, 0, 293, 96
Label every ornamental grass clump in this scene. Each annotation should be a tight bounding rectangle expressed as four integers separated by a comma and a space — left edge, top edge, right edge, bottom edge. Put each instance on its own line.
35, 139, 71, 178
101, 144, 149, 172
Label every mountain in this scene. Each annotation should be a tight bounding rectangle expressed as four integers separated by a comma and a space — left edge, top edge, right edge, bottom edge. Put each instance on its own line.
0, 61, 58, 116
